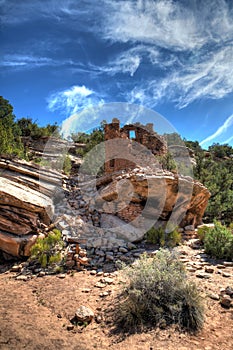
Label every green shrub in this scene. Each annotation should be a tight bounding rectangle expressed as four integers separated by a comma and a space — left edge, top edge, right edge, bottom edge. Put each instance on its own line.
204, 221, 233, 261
197, 226, 213, 244
63, 155, 72, 175
30, 229, 64, 268
146, 226, 181, 247
116, 249, 204, 332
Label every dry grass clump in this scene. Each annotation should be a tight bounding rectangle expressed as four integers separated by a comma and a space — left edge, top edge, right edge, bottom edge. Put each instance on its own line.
115, 249, 204, 333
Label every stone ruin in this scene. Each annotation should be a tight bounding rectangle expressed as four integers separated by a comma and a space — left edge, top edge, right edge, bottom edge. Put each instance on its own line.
104, 118, 167, 173
0, 121, 211, 263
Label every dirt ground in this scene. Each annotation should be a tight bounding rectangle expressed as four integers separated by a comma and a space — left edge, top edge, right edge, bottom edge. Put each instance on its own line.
0, 245, 232, 350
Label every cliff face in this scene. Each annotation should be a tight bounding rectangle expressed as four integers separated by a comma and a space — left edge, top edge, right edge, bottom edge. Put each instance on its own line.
0, 157, 61, 257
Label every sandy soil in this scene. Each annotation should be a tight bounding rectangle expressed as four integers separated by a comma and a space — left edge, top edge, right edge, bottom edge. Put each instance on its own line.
0, 245, 232, 350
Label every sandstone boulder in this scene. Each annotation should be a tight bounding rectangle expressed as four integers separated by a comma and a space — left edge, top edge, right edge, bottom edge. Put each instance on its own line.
0, 157, 62, 257
97, 168, 210, 242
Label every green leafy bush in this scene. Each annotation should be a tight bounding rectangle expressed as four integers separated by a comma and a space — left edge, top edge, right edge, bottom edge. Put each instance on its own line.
116, 249, 204, 332
146, 226, 181, 247
204, 221, 233, 261
30, 229, 64, 268
197, 226, 213, 244
62, 155, 72, 175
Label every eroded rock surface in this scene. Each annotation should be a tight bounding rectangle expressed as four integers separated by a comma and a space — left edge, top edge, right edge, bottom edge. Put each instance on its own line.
0, 157, 61, 257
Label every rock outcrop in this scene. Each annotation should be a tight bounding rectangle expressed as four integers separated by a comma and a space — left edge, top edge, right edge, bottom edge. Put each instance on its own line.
96, 167, 210, 241
0, 157, 61, 257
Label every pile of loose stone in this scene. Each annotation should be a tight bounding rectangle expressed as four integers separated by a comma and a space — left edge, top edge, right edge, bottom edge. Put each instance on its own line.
177, 244, 233, 308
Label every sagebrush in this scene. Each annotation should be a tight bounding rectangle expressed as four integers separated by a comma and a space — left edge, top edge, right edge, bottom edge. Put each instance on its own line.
115, 249, 204, 333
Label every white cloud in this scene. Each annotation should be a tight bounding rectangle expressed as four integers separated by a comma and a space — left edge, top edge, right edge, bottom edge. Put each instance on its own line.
47, 85, 105, 137
127, 43, 233, 109
2, 55, 54, 67
100, 53, 141, 77
1, 54, 77, 70
97, 0, 233, 108
47, 85, 96, 115
200, 115, 233, 147
101, 0, 206, 51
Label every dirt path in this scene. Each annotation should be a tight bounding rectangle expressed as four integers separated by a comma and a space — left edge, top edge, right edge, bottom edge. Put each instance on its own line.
0, 246, 232, 350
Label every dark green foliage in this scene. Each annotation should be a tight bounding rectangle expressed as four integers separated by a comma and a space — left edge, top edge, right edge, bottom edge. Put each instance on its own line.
62, 155, 72, 175
204, 221, 233, 261
146, 226, 181, 247
17, 117, 60, 139
186, 141, 233, 224
30, 229, 64, 268
0, 96, 24, 157
156, 152, 177, 172
116, 249, 204, 332
208, 143, 233, 158
71, 123, 105, 156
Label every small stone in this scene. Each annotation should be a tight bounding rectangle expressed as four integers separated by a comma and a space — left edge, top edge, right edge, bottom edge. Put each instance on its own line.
10, 265, 21, 272
184, 225, 195, 231
79, 250, 87, 258
205, 266, 214, 273
96, 250, 105, 257
223, 261, 233, 267
78, 257, 89, 265
95, 314, 103, 323
99, 291, 109, 297
75, 305, 94, 322
90, 270, 97, 275
196, 272, 210, 279
96, 271, 103, 277
67, 325, 74, 331
106, 254, 114, 261
225, 286, 233, 297
38, 271, 46, 277
82, 288, 91, 293
133, 252, 141, 258
57, 274, 66, 279
222, 272, 231, 278
100, 277, 114, 285
127, 242, 137, 250
220, 295, 232, 308
208, 293, 220, 301
217, 264, 226, 269
16, 275, 27, 281
119, 247, 128, 253
186, 267, 196, 273
95, 282, 106, 288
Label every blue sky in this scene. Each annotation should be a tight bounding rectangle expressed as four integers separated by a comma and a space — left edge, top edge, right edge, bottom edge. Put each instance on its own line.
1, 0, 233, 148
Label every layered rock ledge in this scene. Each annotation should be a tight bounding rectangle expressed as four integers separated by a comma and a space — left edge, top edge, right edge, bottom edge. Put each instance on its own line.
0, 157, 61, 257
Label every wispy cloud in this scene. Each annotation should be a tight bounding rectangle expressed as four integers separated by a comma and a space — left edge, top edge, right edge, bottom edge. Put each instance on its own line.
47, 85, 104, 117
200, 114, 233, 147
1, 54, 77, 69
100, 0, 233, 107
126, 43, 233, 108
2, 55, 54, 68
98, 52, 141, 77
101, 0, 201, 50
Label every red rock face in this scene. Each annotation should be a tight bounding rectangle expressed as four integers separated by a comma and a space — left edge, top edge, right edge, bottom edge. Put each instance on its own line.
98, 169, 211, 230
0, 157, 58, 257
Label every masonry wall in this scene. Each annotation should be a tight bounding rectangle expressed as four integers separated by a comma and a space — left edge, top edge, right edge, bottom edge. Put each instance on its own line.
104, 118, 167, 173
